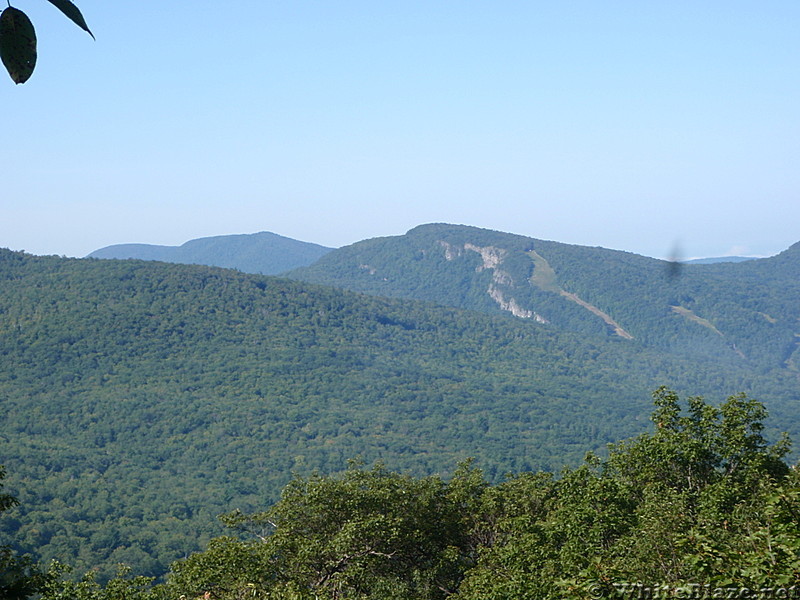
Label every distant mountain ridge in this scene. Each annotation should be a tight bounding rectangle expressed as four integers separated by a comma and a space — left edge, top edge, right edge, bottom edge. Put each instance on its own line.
87, 231, 333, 275
288, 224, 800, 373
685, 256, 758, 264
85, 224, 800, 374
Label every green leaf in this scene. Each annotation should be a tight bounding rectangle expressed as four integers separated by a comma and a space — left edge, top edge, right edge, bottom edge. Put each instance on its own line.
45, 0, 94, 39
0, 7, 36, 84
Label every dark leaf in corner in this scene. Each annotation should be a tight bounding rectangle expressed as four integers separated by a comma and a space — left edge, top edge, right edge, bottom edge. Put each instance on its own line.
0, 7, 37, 84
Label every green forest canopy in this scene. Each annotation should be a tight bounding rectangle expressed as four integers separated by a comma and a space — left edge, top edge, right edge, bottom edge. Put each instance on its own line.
1, 248, 798, 581
4, 388, 800, 599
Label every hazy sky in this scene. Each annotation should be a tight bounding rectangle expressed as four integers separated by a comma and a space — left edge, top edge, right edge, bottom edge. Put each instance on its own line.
2, 1, 798, 259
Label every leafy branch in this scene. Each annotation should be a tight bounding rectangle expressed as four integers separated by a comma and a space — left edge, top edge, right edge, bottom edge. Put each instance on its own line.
0, 0, 92, 84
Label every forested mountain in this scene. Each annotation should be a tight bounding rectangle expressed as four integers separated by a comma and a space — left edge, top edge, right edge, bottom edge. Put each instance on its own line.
7, 390, 800, 599
685, 255, 757, 264
288, 224, 800, 372
1, 248, 797, 580
87, 231, 332, 275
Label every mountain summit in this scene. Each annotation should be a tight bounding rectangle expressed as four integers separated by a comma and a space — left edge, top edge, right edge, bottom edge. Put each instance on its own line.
88, 231, 332, 275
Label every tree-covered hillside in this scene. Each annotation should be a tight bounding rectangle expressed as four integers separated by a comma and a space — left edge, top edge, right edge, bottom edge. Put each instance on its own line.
1, 249, 796, 579
9, 389, 800, 599
288, 224, 800, 371
149, 390, 800, 600
88, 231, 332, 275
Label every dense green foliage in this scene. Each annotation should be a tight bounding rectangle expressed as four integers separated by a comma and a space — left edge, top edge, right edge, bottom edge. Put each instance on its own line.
0, 466, 47, 599
289, 224, 800, 372
456, 388, 796, 599
30, 389, 799, 599
1, 248, 797, 581
162, 462, 476, 600
88, 231, 333, 275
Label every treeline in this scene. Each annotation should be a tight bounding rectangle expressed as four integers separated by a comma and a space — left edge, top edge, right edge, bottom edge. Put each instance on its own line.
3, 388, 799, 599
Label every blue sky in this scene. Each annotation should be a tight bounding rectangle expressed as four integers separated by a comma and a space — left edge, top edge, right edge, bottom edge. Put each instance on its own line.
2, 1, 799, 259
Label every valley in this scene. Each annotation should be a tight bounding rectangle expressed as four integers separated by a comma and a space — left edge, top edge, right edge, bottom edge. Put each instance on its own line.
1, 224, 799, 583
